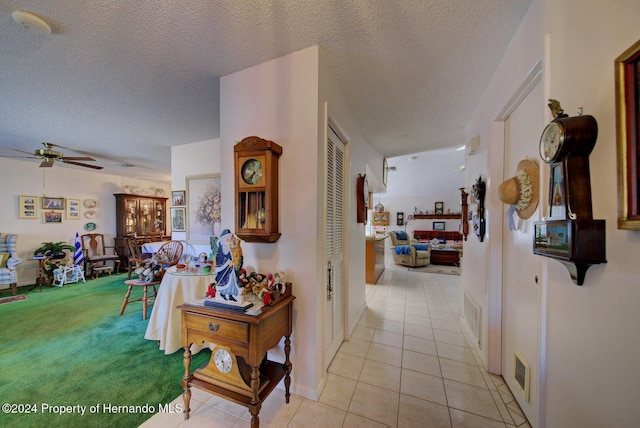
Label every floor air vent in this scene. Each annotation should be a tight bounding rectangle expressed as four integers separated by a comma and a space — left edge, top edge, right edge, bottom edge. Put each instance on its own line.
463, 291, 481, 346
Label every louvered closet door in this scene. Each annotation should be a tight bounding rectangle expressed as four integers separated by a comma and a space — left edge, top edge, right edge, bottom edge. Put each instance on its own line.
325, 124, 346, 367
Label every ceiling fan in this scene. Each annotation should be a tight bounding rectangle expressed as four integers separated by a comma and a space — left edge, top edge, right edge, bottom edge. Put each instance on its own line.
2, 142, 103, 170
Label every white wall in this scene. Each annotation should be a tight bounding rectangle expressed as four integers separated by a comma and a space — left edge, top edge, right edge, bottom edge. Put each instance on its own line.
219, 45, 381, 400
170, 138, 221, 241
465, 0, 640, 426
0, 157, 170, 289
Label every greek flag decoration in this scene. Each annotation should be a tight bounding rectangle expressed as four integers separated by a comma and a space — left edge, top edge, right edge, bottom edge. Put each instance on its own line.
74, 232, 84, 266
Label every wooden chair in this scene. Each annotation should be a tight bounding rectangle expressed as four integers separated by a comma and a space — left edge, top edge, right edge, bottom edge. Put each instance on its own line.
120, 276, 162, 320
124, 237, 152, 279
119, 241, 183, 320
154, 240, 183, 267
81, 233, 121, 279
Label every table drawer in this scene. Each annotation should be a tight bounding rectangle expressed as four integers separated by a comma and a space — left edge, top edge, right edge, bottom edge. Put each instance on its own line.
185, 313, 249, 345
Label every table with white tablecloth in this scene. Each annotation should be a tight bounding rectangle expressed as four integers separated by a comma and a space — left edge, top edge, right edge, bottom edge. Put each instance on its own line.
144, 266, 216, 354
141, 241, 212, 261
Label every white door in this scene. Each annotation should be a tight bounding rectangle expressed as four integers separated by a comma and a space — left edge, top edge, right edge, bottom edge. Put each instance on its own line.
325, 124, 346, 367
502, 81, 543, 427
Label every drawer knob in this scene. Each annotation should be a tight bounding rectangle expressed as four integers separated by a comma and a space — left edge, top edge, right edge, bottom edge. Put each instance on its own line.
208, 322, 220, 331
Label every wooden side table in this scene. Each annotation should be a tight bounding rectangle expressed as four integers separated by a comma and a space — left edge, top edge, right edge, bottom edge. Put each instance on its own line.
430, 248, 460, 266
178, 287, 294, 427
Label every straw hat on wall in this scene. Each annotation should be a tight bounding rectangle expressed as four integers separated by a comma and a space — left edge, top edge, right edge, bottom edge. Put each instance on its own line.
498, 159, 539, 219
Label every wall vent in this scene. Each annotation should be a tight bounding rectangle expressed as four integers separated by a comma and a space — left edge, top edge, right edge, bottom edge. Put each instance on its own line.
462, 291, 481, 346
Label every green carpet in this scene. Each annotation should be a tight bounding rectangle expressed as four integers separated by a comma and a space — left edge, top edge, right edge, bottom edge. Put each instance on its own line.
0, 274, 211, 428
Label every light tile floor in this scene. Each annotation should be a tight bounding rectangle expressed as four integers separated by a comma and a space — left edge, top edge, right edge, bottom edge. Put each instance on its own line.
141, 267, 531, 427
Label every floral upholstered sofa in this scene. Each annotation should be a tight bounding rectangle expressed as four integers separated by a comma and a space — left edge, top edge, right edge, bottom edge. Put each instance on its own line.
387, 231, 430, 267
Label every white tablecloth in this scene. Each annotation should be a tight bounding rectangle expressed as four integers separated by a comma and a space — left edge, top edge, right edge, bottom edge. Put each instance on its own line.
144, 266, 216, 354
142, 241, 212, 260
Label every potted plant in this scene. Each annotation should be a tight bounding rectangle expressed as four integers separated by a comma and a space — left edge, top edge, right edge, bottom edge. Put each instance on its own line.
33, 241, 76, 259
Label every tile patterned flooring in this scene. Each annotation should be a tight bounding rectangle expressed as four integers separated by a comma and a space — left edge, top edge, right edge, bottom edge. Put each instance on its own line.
141, 267, 531, 427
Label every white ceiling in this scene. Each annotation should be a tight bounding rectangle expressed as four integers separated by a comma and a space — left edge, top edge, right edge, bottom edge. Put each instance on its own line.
0, 1, 531, 181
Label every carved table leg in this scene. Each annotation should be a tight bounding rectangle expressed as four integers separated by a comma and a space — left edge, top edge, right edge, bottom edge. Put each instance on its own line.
250, 365, 261, 427
284, 334, 292, 403
182, 346, 192, 419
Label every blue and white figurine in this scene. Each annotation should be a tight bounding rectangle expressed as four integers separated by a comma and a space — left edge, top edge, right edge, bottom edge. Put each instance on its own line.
214, 229, 244, 304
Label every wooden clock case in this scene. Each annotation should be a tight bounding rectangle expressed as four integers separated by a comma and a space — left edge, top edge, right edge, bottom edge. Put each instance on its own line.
234, 136, 282, 243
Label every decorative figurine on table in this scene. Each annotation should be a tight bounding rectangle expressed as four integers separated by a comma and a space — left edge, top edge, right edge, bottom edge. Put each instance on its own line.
214, 229, 244, 304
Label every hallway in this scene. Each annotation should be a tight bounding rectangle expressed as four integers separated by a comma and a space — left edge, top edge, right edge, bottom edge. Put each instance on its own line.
141, 267, 531, 427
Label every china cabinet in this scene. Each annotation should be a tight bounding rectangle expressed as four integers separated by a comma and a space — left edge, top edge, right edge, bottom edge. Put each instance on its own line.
114, 193, 168, 269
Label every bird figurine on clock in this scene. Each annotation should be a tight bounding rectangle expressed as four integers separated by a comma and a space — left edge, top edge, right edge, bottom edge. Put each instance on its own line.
533, 99, 606, 285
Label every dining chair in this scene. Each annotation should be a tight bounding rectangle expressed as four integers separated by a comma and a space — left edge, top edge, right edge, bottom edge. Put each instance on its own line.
119, 240, 183, 320
81, 233, 121, 279
154, 240, 184, 267
124, 237, 152, 279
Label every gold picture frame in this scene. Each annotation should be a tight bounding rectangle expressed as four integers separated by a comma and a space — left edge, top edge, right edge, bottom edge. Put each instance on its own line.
615, 38, 640, 230
18, 195, 39, 219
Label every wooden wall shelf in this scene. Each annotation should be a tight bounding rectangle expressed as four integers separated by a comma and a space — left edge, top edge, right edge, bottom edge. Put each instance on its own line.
412, 214, 461, 220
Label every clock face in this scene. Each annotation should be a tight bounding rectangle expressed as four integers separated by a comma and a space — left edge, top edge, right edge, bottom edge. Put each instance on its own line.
540, 122, 564, 163
214, 348, 233, 374
241, 159, 263, 185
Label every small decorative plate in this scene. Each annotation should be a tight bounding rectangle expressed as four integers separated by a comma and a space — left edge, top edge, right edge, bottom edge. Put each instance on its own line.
84, 210, 97, 219
83, 199, 98, 208
84, 222, 97, 231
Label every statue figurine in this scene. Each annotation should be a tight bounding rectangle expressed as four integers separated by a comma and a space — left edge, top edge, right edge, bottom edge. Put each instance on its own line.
214, 229, 242, 303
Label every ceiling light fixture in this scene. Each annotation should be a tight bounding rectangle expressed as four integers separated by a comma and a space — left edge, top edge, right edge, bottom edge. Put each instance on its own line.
12, 10, 52, 36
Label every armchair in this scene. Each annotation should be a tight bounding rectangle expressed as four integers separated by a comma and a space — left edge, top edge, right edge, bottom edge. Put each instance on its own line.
388, 231, 430, 267
0, 234, 22, 295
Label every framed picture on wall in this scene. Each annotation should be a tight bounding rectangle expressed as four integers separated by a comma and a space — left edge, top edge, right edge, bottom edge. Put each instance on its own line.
66, 199, 81, 219
42, 197, 64, 210
433, 221, 445, 231
19, 195, 39, 219
172, 190, 186, 206
43, 211, 63, 224
615, 38, 640, 230
186, 174, 221, 242
170, 207, 186, 232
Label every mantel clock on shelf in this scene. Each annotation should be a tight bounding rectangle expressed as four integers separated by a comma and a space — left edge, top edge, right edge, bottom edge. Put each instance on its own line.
533, 99, 606, 285
234, 136, 282, 243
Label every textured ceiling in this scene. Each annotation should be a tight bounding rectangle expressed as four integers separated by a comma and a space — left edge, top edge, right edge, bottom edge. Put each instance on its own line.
0, 0, 531, 181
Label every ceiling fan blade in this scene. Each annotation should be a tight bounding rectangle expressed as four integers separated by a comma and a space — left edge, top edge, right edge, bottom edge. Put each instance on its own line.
0, 146, 36, 156
62, 159, 104, 170
40, 159, 54, 167
60, 156, 97, 161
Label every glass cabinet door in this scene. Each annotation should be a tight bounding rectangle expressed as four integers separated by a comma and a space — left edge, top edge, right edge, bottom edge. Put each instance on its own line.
154, 200, 165, 232
124, 198, 138, 236
139, 200, 152, 234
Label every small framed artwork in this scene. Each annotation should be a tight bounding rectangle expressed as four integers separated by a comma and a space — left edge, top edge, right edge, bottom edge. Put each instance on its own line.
171, 207, 186, 232
172, 190, 186, 206
19, 195, 39, 219
43, 211, 63, 224
433, 221, 445, 231
66, 198, 81, 219
435, 201, 444, 215
42, 197, 64, 210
